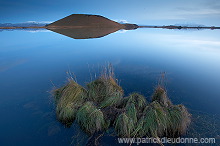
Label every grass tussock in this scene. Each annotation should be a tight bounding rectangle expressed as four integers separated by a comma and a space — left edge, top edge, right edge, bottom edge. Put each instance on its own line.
136, 101, 167, 137
152, 86, 172, 107
87, 76, 123, 103
52, 68, 191, 141
126, 103, 137, 124
167, 105, 191, 137
76, 102, 107, 134
55, 79, 87, 124
125, 93, 147, 111
114, 113, 135, 137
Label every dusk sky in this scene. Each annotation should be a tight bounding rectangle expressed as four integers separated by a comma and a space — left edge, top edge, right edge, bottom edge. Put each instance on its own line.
1, 0, 220, 26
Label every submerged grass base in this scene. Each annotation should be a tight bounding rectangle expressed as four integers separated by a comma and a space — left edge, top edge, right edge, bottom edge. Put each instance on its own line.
53, 70, 191, 141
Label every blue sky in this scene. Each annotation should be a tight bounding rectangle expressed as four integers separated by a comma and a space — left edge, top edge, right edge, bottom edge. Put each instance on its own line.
0, 0, 220, 26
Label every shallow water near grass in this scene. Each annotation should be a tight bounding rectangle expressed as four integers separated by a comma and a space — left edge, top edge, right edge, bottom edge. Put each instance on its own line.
0, 28, 220, 145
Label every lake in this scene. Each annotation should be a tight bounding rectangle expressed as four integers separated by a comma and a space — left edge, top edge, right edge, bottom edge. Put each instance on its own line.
0, 28, 220, 145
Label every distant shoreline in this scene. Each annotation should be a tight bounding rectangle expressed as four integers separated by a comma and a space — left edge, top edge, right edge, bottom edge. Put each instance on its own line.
138, 25, 220, 30
1, 25, 220, 30
0, 26, 46, 29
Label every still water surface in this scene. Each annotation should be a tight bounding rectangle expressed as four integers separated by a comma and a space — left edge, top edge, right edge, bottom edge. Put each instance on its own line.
0, 28, 220, 145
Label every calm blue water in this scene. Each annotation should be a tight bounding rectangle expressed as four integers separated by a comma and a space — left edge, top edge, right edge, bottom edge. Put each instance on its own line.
0, 28, 220, 145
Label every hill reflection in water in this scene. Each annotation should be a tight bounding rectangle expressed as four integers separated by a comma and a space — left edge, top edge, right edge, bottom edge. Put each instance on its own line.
48, 27, 121, 39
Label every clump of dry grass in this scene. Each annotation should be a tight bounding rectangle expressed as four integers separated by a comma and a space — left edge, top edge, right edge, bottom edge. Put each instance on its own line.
114, 112, 135, 137
124, 93, 147, 111
126, 103, 138, 124
76, 102, 107, 134
167, 104, 191, 137
54, 79, 87, 125
152, 86, 172, 107
131, 101, 167, 137
87, 64, 123, 104
87, 76, 123, 104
